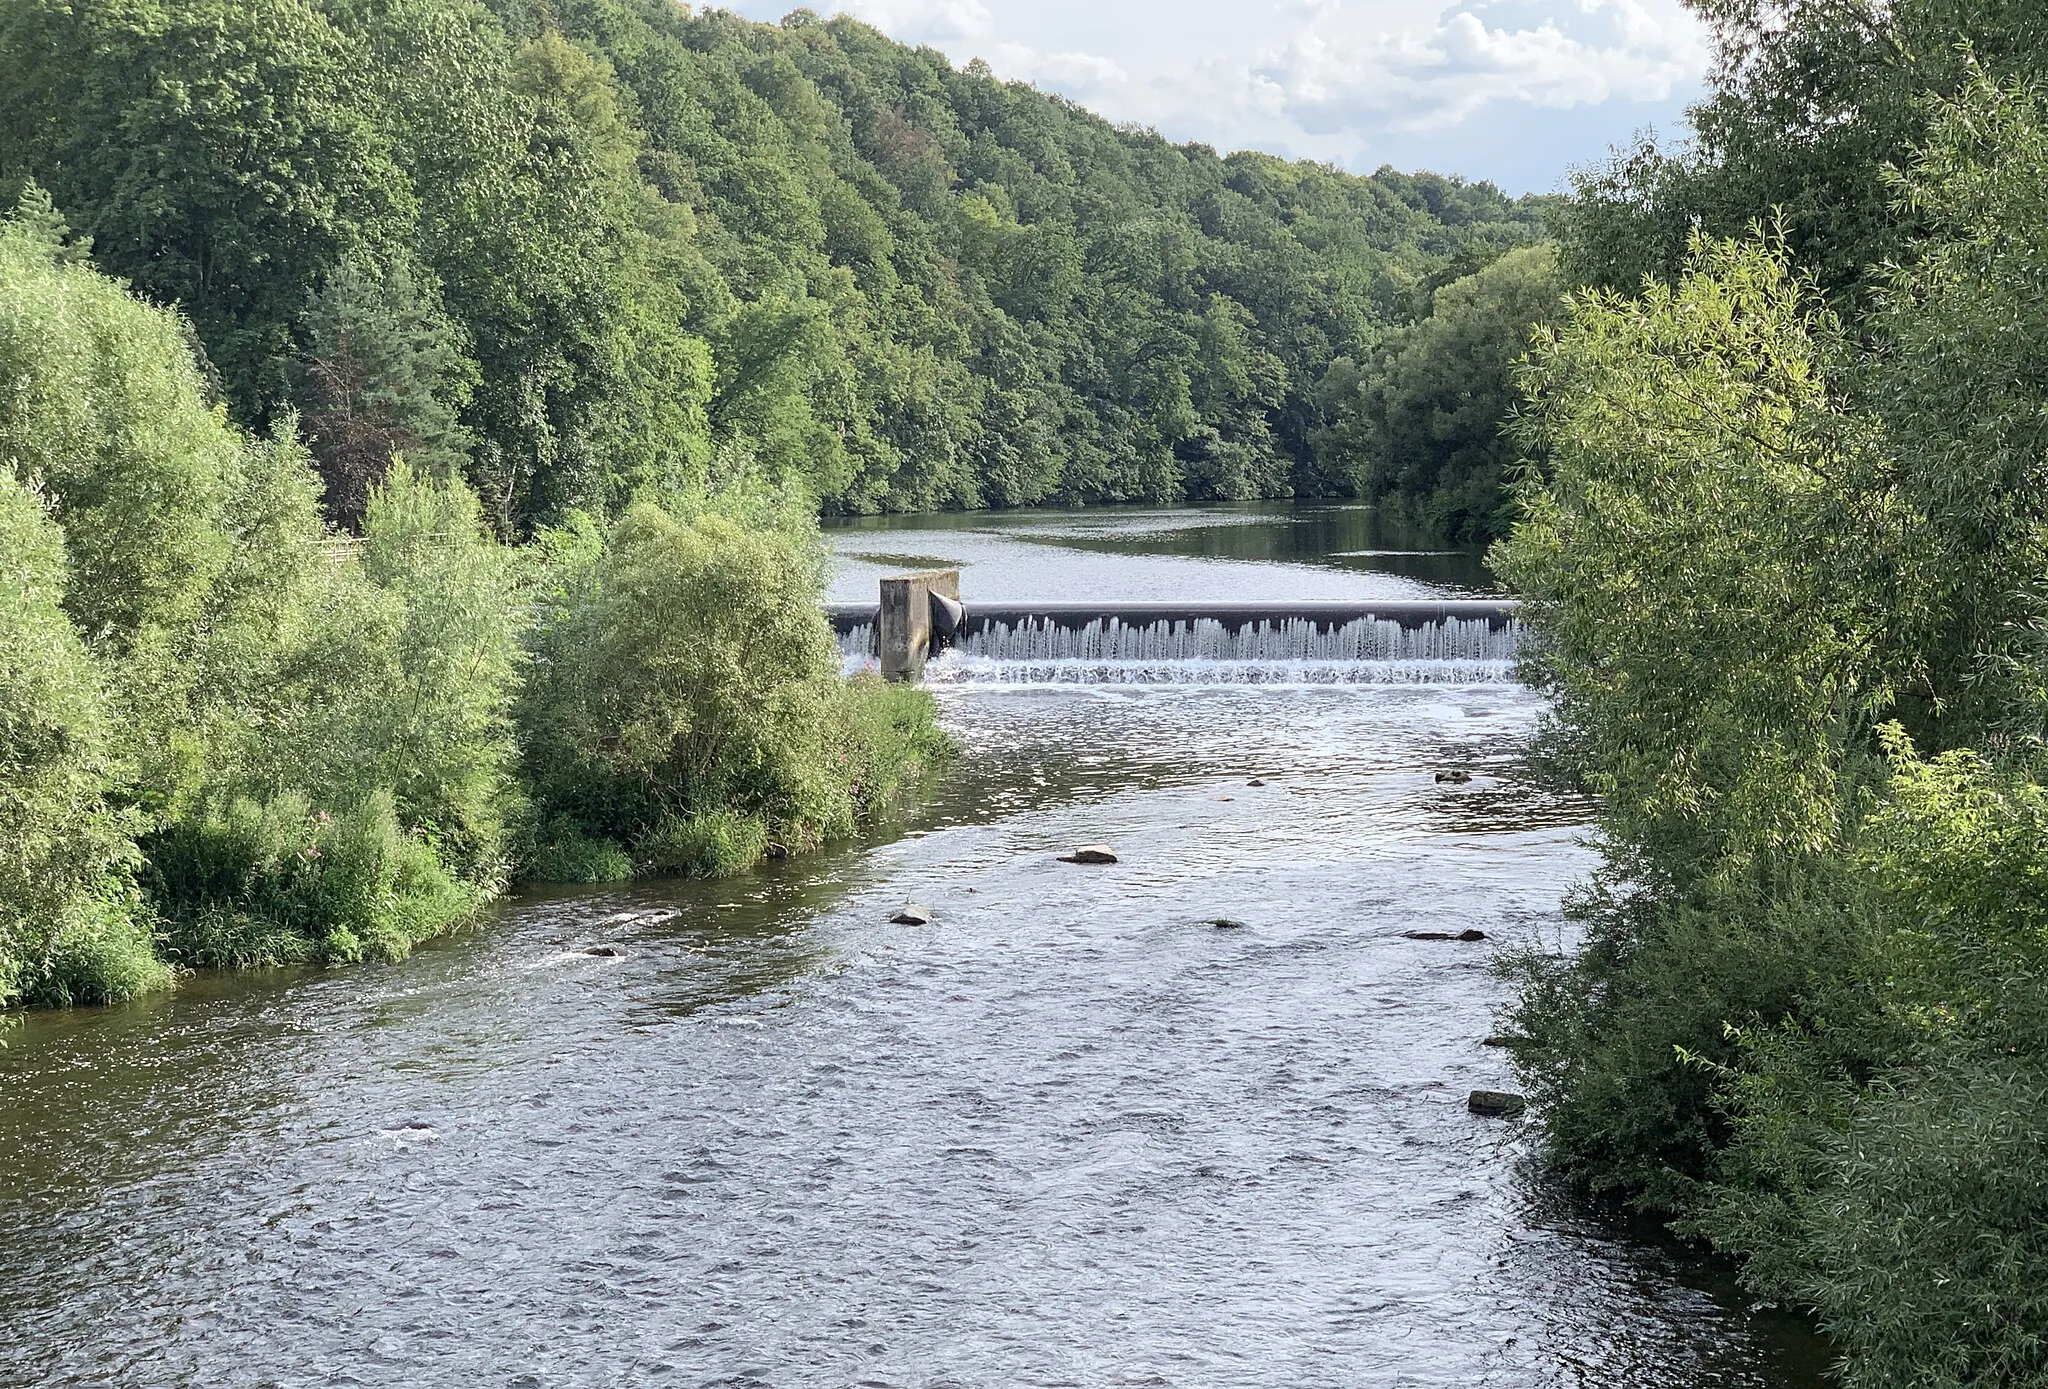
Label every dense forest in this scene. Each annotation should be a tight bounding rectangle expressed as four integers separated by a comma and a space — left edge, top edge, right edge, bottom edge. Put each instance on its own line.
0, 0, 1552, 533
1499, 1, 2048, 1383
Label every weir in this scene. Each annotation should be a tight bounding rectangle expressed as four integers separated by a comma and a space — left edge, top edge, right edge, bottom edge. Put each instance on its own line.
834, 594, 1524, 685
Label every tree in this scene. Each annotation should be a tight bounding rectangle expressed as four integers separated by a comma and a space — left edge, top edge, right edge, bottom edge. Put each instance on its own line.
1318, 245, 1565, 540
296, 254, 477, 528
0, 0, 415, 418
1556, 0, 2048, 302
0, 467, 165, 1008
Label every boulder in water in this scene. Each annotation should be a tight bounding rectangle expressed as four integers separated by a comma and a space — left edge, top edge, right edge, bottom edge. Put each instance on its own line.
1247, 778, 1267, 788
1469, 1090, 1527, 1117
892, 904, 934, 926
1209, 918, 1248, 930
1059, 845, 1120, 865
583, 946, 622, 958
1436, 770, 1474, 784
1402, 929, 1488, 943
1482, 1035, 1521, 1048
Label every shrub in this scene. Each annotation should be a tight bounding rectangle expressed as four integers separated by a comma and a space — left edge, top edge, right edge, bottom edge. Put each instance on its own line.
305, 460, 523, 877
0, 464, 166, 1007
523, 830, 633, 886
637, 809, 769, 879
1497, 77, 2048, 1388
0, 196, 239, 657
147, 791, 479, 969
519, 502, 945, 878
1685, 740, 2048, 1386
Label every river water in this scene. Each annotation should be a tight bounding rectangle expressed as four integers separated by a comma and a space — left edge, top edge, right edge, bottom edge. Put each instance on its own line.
0, 504, 1831, 1386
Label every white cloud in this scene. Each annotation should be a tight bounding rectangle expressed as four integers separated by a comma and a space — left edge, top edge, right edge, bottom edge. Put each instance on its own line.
827, 0, 993, 43
996, 44, 1129, 93
1254, 0, 1710, 133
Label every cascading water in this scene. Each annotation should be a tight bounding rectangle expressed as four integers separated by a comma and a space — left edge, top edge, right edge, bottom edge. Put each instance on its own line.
839, 616, 1520, 684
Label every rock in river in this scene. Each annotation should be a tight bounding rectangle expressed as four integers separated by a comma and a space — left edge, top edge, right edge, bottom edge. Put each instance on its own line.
1469, 1090, 1528, 1117
1435, 770, 1474, 784
1402, 929, 1489, 943
1059, 845, 1120, 865
892, 904, 934, 926
583, 946, 622, 958
1209, 918, 1248, 930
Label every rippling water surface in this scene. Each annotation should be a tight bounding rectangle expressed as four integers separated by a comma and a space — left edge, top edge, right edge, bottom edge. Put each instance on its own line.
0, 507, 1831, 1386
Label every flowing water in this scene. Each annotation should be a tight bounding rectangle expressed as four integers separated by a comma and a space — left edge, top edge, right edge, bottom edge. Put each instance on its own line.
0, 504, 1832, 1386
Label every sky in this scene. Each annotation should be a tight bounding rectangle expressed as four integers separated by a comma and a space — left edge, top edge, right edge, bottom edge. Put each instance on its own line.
726, 0, 1711, 195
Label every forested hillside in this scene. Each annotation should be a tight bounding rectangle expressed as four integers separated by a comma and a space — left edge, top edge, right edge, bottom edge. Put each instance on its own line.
0, 0, 1548, 532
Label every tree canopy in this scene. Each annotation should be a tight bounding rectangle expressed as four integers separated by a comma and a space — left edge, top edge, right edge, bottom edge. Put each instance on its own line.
0, 0, 1551, 533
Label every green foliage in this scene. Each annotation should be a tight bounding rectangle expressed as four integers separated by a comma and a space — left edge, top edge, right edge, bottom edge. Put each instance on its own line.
1506, 55, 2048, 1389
296, 253, 477, 527
1317, 245, 1564, 542
0, 0, 1549, 531
0, 188, 937, 1009
1555, 0, 2048, 303
146, 791, 479, 968
637, 809, 770, 880
523, 829, 633, 885
0, 0, 416, 418
0, 467, 166, 1008
1497, 234, 1918, 881
1689, 738, 2048, 1386
519, 502, 948, 877
0, 209, 239, 654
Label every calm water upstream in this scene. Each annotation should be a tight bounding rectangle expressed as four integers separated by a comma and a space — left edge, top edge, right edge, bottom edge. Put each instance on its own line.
0, 505, 1831, 1387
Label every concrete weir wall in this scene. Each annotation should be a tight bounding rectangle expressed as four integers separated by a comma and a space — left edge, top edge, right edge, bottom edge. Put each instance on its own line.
876, 570, 961, 681
833, 598, 1522, 641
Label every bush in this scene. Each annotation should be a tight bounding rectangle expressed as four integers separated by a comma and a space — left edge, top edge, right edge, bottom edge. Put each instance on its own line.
519, 502, 945, 878
0, 464, 166, 1007
0, 195, 239, 657
523, 830, 634, 886
262, 460, 525, 878
1497, 77, 2048, 1389
636, 809, 769, 879
147, 791, 479, 969
0, 188, 934, 1011
1684, 740, 2048, 1386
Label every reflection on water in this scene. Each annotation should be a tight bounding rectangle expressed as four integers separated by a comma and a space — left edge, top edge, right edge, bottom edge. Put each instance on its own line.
824, 501, 1499, 602
0, 683, 1828, 1387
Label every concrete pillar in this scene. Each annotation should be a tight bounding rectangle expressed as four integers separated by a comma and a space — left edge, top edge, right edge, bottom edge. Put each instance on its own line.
878, 570, 961, 682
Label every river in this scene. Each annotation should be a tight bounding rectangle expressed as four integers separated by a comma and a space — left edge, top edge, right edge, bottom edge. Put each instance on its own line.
0, 504, 1831, 1386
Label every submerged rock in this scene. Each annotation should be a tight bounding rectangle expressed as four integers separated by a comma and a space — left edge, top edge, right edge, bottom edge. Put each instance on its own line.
1209, 918, 1247, 930
1059, 845, 1120, 865
1469, 1090, 1527, 1118
1402, 929, 1489, 943
1482, 1035, 1521, 1048
583, 946, 622, 958
1435, 770, 1474, 784
892, 904, 934, 926
1247, 778, 1267, 788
